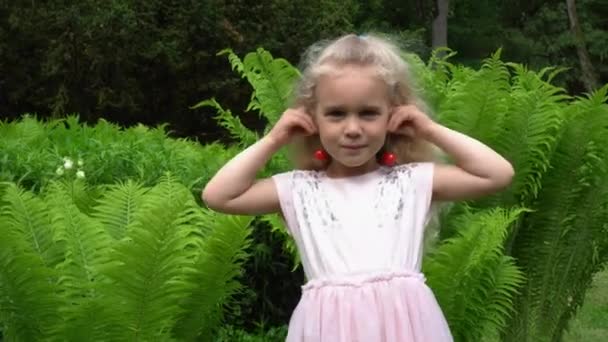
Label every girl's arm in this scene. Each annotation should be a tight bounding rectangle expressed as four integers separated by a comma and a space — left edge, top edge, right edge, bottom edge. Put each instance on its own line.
388, 105, 514, 202
423, 123, 515, 201
202, 136, 282, 215
202, 108, 316, 215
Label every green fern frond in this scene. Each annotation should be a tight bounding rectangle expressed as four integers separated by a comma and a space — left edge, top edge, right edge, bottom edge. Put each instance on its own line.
0, 182, 116, 341
437, 51, 511, 146
45, 181, 113, 294
97, 175, 203, 341
261, 149, 292, 177
260, 213, 300, 272
536, 65, 570, 84
91, 180, 148, 240
0, 182, 8, 207
402, 51, 452, 111
499, 67, 569, 201
6, 114, 48, 146
219, 48, 300, 125
0, 229, 60, 341
427, 47, 458, 75
505, 85, 608, 341
56, 298, 127, 342
43, 181, 115, 340
218, 48, 246, 76
243, 49, 300, 124
173, 212, 253, 341
0, 183, 59, 267
191, 98, 258, 146
146, 172, 194, 206
55, 178, 105, 215
424, 207, 526, 342
470, 65, 570, 210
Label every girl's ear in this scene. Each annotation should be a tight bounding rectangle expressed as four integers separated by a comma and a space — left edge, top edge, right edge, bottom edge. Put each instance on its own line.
308, 105, 319, 120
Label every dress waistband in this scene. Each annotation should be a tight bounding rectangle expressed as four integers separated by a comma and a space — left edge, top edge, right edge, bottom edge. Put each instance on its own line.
302, 269, 426, 291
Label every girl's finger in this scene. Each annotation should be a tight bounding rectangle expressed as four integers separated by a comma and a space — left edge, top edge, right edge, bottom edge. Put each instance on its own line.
302, 115, 316, 134
296, 112, 317, 134
388, 113, 402, 132
402, 126, 415, 138
387, 113, 395, 131
293, 115, 315, 135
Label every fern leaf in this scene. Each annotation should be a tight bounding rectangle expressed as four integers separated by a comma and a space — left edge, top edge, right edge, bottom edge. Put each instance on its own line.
260, 213, 300, 272
0, 183, 59, 267
0, 240, 61, 341
505, 85, 608, 341
91, 180, 148, 240
437, 52, 511, 145
424, 207, 526, 342
45, 181, 113, 298
56, 298, 127, 342
219, 48, 300, 126
40, 181, 115, 341
242, 48, 300, 124
97, 174, 203, 341
470, 63, 568, 210
217, 48, 246, 76
0, 183, 61, 340
58, 178, 104, 215
191, 98, 258, 146
173, 211, 253, 341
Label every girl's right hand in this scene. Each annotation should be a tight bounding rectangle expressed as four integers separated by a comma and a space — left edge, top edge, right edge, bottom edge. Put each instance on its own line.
267, 107, 317, 146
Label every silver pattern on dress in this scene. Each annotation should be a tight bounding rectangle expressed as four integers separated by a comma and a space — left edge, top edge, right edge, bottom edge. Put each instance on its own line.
291, 171, 339, 232
290, 164, 420, 231
373, 164, 415, 228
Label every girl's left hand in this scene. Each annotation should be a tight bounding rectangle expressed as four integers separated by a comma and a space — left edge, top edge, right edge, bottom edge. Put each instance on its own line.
388, 105, 436, 139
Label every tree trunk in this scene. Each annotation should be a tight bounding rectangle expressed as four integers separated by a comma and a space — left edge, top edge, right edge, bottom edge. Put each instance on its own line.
566, 0, 599, 92
432, 0, 449, 53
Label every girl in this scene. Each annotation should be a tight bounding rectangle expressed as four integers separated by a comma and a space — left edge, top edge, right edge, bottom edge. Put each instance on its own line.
203, 34, 514, 341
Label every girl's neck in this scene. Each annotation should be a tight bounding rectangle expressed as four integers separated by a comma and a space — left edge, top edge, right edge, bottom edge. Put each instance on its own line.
324, 160, 381, 179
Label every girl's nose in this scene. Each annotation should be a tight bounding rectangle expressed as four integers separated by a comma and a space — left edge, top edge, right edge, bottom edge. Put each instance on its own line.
344, 118, 362, 137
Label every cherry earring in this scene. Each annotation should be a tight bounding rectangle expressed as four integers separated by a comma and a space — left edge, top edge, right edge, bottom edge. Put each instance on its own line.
380, 134, 396, 166
314, 149, 329, 161
381, 151, 396, 166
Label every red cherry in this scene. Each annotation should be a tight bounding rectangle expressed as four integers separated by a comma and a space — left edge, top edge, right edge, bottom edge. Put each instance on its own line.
314, 149, 329, 161
381, 152, 396, 166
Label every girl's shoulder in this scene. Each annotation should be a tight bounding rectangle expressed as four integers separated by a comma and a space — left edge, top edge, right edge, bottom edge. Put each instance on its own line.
392, 162, 434, 176
366, 162, 433, 179
273, 168, 320, 181
271, 169, 321, 191
394, 162, 435, 185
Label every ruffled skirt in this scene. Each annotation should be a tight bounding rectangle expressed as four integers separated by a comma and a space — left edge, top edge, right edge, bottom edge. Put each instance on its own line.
286, 270, 453, 342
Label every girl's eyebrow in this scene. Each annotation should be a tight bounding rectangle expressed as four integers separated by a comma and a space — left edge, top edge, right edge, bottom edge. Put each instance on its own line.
323, 105, 382, 112
359, 105, 382, 112
323, 105, 346, 112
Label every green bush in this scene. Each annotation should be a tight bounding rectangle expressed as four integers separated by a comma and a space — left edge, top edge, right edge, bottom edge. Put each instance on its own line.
213, 324, 288, 342
0, 115, 238, 196
0, 176, 253, 341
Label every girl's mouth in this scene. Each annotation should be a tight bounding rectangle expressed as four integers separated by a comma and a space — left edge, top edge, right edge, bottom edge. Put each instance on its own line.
341, 145, 366, 150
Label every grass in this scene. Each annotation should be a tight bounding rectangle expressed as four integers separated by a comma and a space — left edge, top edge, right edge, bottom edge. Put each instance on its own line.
563, 268, 608, 341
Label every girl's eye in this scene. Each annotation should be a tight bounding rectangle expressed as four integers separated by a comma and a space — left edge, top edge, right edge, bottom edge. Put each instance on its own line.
326, 110, 345, 117
360, 110, 379, 118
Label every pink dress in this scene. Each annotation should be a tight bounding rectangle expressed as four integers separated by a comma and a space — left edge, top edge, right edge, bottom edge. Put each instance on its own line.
272, 162, 453, 342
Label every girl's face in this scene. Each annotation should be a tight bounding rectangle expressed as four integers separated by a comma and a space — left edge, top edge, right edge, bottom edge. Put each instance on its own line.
314, 64, 392, 176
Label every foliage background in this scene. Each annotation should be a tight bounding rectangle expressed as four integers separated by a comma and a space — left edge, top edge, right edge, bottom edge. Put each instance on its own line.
1, 0, 607, 341
1, 0, 606, 139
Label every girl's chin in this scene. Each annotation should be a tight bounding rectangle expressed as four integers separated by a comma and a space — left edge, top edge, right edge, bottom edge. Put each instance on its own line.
334, 156, 376, 168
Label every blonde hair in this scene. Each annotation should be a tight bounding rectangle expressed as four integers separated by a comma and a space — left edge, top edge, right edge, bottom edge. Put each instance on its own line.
287, 33, 443, 170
